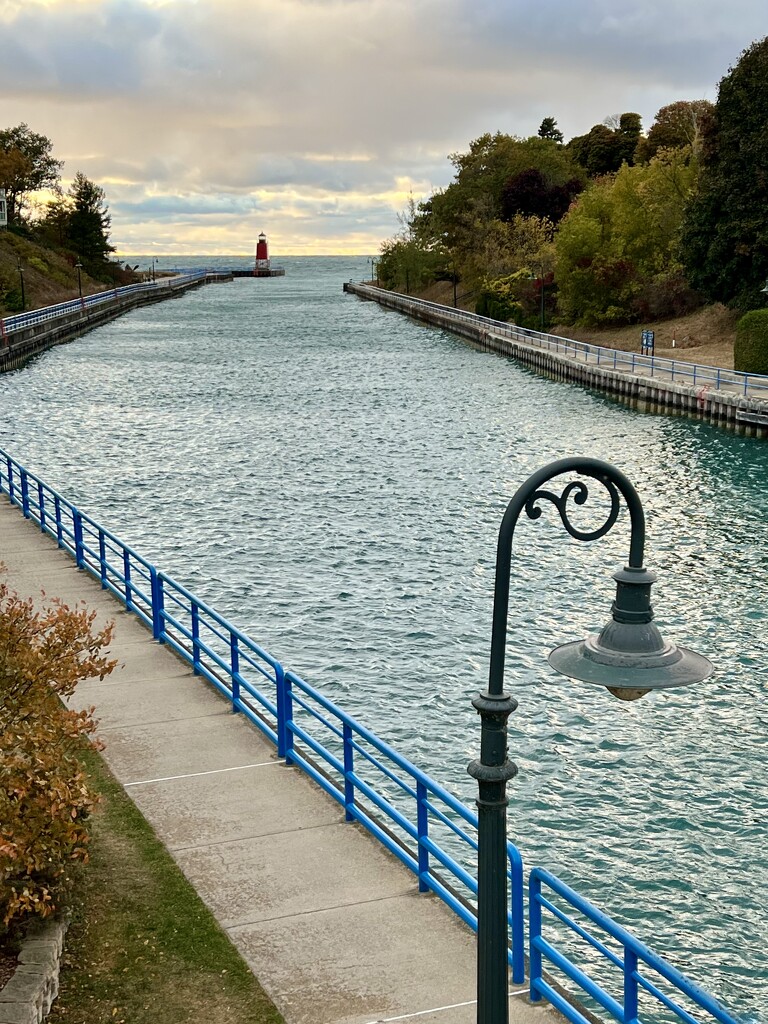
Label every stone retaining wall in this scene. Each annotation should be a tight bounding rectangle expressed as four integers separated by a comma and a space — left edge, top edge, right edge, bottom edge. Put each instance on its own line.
347, 283, 768, 440
0, 919, 68, 1024
0, 275, 213, 374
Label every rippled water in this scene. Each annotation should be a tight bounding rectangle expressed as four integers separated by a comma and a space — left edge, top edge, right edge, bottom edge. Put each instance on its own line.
1, 256, 766, 1019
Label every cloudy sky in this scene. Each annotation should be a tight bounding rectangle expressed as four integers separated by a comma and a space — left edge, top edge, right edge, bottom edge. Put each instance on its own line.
0, 0, 764, 255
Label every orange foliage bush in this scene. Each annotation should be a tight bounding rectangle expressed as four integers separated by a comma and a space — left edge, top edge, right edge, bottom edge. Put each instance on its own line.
0, 577, 115, 931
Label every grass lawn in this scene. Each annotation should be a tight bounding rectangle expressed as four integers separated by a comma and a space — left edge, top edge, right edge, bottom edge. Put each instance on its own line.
48, 742, 284, 1024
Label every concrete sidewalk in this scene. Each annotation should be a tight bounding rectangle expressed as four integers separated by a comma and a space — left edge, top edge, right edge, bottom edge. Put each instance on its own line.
0, 500, 560, 1024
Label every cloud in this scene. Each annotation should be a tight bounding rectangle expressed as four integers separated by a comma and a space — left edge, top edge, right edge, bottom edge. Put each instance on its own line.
0, 0, 765, 252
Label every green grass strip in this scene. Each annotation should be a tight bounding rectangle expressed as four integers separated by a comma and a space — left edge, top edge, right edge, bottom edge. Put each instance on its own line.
48, 742, 285, 1024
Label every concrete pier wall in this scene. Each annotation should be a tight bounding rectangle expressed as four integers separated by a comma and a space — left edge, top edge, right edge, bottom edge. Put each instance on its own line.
346, 282, 768, 440
0, 274, 221, 374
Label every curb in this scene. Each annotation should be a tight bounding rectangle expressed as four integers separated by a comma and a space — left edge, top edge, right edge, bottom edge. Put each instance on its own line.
0, 919, 68, 1024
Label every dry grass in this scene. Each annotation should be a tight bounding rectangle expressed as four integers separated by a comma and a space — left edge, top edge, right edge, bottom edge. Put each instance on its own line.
551, 303, 739, 370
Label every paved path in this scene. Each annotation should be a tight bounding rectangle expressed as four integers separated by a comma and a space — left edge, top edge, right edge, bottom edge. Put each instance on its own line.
0, 499, 561, 1024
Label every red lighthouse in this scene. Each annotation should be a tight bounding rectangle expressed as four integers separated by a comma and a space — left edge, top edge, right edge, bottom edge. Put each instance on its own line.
255, 232, 269, 271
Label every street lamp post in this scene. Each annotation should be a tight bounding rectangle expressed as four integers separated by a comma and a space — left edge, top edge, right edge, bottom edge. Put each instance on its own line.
75, 262, 84, 311
17, 262, 25, 312
468, 457, 713, 1024
539, 270, 546, 333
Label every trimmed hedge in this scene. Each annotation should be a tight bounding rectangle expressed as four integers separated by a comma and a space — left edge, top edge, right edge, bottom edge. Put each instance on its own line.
734, 309, 768, 375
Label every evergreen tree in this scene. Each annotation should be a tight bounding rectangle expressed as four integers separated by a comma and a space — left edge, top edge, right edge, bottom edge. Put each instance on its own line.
538, 117, 564, 143
67, 171, 113, 266
681, 37, 768, 308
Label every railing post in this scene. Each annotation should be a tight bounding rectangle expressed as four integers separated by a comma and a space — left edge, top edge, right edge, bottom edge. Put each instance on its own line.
150, 568, 165, 642
99, 532, 107, 588
54, 494, 63, 547
343, 723, 355, 822
191, 603, 201, 674
276, 667, 294, 763
38, 481, 45, 532
529, 873, 543, 1002
624, 947, 640, 1024
73, 509, 85, 568
416, 780, 429, 892
230, 632, 241, 712
507, 847, 526, 984
123, 550, 132, 609
20, 468, 30, 518
7, 456, 15, 504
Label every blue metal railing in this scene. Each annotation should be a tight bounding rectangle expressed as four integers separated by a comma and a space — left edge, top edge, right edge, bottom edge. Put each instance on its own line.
0, 447, 742, 1022
356, 284, 768, 401
530, 868, 739, 1024
0, 272, 208, 335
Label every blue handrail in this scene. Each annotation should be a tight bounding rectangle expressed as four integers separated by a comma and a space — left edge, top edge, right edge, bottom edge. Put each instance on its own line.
0, 446, 743, 1020
530, 868, 739, 1024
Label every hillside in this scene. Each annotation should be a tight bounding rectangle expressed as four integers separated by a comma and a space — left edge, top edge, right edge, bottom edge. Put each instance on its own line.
0, 231, 125, 315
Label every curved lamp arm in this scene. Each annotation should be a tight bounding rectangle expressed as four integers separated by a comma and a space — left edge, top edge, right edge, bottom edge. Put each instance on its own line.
487, 457, 646, 697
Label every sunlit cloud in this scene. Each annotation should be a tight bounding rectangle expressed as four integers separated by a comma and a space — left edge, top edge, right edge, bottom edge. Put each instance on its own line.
0, 0, 764, 253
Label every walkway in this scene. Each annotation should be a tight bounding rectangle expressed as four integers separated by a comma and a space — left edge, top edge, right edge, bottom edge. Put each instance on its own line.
0, 499, 560, 1024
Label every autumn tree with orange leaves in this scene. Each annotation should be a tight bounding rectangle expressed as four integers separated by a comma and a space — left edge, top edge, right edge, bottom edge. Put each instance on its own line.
0, 578, 115, 932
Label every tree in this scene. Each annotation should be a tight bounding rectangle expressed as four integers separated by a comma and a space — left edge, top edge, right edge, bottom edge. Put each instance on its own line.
538, 117, 564, 144
681, 37, 768, 309
67, 171, 113, 266
0, 124, 62, 225
567, 114, 643, 176
501, 168, 583, 224
0, 580, 115, 930
636, 100, 714, 163
555, 149, 700, 324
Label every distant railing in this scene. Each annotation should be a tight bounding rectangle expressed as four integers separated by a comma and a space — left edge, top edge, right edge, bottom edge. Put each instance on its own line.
0, 447, 741, 1023
356, 284, 768, 401
0, 271, 208, 335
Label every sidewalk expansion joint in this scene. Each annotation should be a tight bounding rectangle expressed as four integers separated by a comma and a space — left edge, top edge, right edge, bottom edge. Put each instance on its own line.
361, 989, 530, 1023
226, 889, 418, 930
169, 818, 345, 852
96, 707, 233, 732
124, 759, 282, 787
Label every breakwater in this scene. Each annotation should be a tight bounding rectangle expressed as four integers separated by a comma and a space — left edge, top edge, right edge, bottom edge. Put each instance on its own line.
0, 271, 229, 373
346, 282, 768, 439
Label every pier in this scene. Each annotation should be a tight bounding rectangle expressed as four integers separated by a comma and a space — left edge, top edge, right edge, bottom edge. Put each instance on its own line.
345, 283, 768, 438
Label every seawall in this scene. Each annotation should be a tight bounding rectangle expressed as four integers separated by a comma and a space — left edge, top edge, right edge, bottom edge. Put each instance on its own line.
0, 273, 227, 374
346, 283, 768, 440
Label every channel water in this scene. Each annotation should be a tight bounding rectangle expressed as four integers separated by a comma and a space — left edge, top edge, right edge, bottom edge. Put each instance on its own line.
1, 256, 766, 1020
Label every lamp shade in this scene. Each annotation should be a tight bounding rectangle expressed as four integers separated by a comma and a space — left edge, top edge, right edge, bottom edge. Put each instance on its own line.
547, 565, 713, 701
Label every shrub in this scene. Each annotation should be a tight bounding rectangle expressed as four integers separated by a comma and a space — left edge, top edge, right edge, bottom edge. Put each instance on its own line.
0, 579, 115, 932
734, 309, 768, 375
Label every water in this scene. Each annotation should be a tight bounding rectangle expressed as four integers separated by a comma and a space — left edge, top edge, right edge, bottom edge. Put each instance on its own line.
1, 256, 766, 1019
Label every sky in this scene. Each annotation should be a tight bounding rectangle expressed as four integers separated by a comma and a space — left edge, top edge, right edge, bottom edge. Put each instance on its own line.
0, 0, 765, 256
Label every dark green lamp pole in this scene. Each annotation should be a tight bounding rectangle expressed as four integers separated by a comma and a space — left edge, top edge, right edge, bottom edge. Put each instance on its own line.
75, 262, 83, 309
539, 269, 545, 332
17, 262, 25, 312
468, 457, 713, 1024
